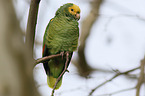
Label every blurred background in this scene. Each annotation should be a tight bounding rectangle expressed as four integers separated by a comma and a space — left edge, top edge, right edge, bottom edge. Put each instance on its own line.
1, 0, 145, 96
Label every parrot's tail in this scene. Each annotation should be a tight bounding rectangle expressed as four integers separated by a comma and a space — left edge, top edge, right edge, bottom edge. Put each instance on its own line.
47, 76, 62, 90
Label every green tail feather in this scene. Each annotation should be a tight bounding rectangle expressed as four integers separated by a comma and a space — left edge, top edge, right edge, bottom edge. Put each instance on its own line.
47, 76, 62, 90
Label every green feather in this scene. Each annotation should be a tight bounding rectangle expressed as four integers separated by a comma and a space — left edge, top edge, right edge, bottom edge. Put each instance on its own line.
55, 3, 73, 16
45, 15, 79, 54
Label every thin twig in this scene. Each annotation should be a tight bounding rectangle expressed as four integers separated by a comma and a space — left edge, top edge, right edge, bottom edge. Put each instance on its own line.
89, 67, 140, 96
95, 87, 135, 96
35, 53, 62, 65
51, 52, 70, 96
136, 57, 145, 96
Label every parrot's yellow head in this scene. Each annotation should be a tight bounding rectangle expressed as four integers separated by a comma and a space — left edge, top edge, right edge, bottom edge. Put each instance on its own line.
68, 4, 80, 20
55, 3, 81, 21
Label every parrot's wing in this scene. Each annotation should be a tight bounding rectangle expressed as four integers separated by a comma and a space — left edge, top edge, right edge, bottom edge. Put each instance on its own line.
42, 18, 54, 55
42, 18, 54, 74
43, 44, 50, 74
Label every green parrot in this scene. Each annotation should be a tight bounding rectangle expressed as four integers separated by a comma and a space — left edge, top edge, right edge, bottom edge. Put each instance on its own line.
42, 3, 80, 89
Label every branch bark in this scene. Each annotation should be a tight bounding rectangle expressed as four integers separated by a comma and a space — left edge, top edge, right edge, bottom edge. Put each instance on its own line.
35, 53, 62, 65
73, 0, 104, 77
136, 57, 145, 96
25, 0, 41, 81
26, 0, 40, 55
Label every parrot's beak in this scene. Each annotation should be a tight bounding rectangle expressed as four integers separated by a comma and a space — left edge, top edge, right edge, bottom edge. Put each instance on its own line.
75, 13, 80, 21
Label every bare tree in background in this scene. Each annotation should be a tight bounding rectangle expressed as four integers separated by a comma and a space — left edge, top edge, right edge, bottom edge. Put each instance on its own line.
0, 0, 40, 96
73, 0, 104, 77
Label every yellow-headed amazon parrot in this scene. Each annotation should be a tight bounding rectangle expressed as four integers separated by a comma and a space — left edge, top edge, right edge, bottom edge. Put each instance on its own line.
42, 3, 80, 89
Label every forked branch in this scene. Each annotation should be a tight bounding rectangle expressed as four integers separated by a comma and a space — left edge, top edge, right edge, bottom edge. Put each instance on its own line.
136, 57, 145, 96
51, 52, 70, 96
89, 66, 140, 96
96, 87, 135, 96
35, 52, 70, 96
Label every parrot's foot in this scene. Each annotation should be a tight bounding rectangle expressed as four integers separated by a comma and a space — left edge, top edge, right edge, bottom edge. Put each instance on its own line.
60, 51, 65, 60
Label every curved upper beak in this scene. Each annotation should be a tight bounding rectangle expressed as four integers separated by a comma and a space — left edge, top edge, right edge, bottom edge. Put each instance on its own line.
75, 13, 80, 21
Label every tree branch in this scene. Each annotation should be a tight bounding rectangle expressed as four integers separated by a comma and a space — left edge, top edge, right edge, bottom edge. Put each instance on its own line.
35, 53, 62, 65
35, 52, 71, 95
51, 52, 70, 96
89, 66, 140, 96
96, 87, 135, 96
136, 57, 145, 96
26, 0, 40, 55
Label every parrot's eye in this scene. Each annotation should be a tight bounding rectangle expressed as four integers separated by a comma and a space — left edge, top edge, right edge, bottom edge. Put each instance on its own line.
71, 9, 74, 11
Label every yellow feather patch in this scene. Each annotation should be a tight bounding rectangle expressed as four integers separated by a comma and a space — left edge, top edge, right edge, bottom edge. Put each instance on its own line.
47, 76, 62, 90
68, 4, 80, 15
50, 18, 53, 21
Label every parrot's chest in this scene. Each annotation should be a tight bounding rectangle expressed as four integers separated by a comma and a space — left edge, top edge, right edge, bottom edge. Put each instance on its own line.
46, 18, 79, 54
50, 32, 78, 53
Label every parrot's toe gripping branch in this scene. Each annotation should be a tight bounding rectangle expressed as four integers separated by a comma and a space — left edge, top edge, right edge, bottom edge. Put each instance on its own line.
60, 51, 65, 60
65, 52, 70, 73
